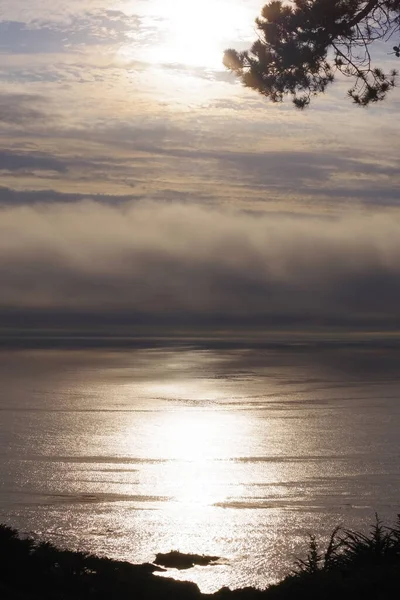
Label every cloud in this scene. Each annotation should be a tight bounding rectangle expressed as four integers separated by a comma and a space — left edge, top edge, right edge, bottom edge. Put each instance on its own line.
0, 12, 142, 54
0, 187, 142, 205
0, 151, 67, 173
0, 92, 47, 125
0, 200, 400, 329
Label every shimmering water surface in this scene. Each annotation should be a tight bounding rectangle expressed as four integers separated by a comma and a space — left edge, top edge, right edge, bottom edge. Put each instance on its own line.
1, 342, 400, 592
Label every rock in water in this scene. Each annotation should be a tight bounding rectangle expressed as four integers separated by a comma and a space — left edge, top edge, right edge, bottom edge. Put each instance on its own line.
154, 551, 221, 570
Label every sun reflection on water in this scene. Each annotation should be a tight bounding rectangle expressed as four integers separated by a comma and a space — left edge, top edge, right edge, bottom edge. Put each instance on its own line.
4, 348, 399, 592
130, 378, 248, 510
148, 407, 245, 509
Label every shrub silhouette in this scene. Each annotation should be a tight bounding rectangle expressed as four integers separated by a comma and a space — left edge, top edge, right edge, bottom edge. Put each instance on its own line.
293, 513, 400, 576
0, 524, 201, 600
1, 516, 400, 599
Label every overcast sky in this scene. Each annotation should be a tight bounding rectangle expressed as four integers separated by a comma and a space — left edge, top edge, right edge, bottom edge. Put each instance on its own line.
1, 0, 400, 334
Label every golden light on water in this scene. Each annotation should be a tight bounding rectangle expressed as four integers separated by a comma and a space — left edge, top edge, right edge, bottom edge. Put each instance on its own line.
137, 379, 247, 509
3, 348, 399, 593
156, 410, 235, 461
147, 379, 227, 404
148, 408, 244, 507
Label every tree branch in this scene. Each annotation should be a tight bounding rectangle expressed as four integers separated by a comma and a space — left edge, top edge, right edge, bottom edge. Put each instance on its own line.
347, 0, 381, 28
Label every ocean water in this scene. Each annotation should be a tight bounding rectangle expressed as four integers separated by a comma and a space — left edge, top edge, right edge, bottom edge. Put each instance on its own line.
0, 341, 399, 592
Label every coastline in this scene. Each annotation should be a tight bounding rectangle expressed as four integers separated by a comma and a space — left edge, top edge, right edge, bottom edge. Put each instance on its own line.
2, 518, 400, 600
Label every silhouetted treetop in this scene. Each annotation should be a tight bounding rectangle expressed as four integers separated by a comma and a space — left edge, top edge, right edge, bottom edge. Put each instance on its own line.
224, 1, 400, 108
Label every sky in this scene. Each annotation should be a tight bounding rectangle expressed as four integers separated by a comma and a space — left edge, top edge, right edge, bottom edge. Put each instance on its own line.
1, 0, 400, 335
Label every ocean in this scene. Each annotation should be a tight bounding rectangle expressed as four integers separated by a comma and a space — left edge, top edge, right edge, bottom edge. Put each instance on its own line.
0, 340, 399, 592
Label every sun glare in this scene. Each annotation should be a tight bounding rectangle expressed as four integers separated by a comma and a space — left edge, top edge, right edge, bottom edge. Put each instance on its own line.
136, 377, 246, 507
138, 0, 252, 69
157, 409, 241, 508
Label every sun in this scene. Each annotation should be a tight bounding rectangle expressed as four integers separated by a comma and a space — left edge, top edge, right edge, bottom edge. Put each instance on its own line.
139, 0, 252, 69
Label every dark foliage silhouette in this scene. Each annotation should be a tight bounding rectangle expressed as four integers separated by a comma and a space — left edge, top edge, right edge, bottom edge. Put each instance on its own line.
1, 516, 400, 599
0, 524, 200, 600
292, 514, 400, 574
224, 1, 400, 108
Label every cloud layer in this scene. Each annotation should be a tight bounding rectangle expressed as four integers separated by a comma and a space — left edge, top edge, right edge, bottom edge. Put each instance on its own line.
0, 2, 399, 213
1, 200, 400, 329
1, 2, 399, 335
